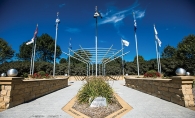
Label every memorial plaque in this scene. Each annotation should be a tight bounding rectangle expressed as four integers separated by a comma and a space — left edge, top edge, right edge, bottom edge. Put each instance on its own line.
90, 97, 107, 107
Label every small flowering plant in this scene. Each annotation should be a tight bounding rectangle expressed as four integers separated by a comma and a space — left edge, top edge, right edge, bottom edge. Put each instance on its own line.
30, 71, 51, 79
144, 70, 160, 78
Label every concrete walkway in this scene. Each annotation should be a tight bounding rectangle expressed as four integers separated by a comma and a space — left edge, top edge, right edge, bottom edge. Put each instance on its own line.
0, 80, 195, 118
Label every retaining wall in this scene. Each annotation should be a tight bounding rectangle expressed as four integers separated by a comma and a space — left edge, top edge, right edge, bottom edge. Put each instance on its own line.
0, 77, 68, 110
125, 76, 195, 107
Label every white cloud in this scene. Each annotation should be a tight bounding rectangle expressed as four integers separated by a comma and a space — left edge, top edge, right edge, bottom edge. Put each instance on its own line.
134, 10, 145, 19
99, 1, 144, 26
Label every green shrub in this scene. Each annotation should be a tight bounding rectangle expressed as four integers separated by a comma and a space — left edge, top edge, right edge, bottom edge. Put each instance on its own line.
144, 70, 160, 78
38, 71, 46, 76
22, 72, 28, 78
76, 77, 115, 105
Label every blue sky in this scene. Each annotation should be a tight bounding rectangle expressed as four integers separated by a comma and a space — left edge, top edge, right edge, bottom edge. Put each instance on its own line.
0, 0, 195, 62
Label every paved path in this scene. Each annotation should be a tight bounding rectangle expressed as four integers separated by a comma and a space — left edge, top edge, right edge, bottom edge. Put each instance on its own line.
0, 80, 195, 118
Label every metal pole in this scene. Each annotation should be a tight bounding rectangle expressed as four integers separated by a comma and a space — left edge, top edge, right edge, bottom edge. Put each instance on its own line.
102, 63, 103, 76
99, 64, 100, 76
104, 64, 106, 76
121, 39, 124, 77
133, 12, 139, 77
30, 43, 34, 75
135, 33, 140, 76
68, 48, 70, 76
155, 41, 159, 72
158, 46, 161, 73
87, 64, 88, 76
53, 12, 60, 77
92, 63, 93, 76
95, 17, 98, 77
89, 63, 90, 76
32, 38, 36, 75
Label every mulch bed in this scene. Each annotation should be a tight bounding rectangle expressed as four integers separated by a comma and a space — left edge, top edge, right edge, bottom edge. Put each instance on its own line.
72, 100, 123, 118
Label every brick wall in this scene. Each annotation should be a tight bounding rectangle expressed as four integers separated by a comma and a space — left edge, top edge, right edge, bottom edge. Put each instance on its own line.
0, 77, 68, 109
125, 76, 195, 107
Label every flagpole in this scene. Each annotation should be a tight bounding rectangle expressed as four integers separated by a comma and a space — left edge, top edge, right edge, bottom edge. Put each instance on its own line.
94, 6, 102, 77
158, 46, 161, 73
121, 39, 124, 77
68, 38, 71, 76
32, 37, 36, 75
68, 48, 70, 76
95, 7, 98, 77
30, 44, 34, 75
154, 24, 162, 73
53, 12, 60, 77
135, 33, 140, 76
155, 41, 159, 72
133, 12, 140, 77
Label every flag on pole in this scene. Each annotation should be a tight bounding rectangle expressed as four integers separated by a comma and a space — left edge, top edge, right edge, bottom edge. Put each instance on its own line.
121, 39, 129, 46
154, 25, 162, 47
133, 12, 137, 32
134, 20, 137, 32
26, 24, 38, 45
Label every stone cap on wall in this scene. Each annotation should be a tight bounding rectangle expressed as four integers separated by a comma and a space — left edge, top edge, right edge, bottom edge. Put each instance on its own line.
0, 77, 23, 84
124, 77, 172, 82
170, 76, 195, 80
170, 76, 195, 84
0, 77, 69, 85
23, 77, 69, 82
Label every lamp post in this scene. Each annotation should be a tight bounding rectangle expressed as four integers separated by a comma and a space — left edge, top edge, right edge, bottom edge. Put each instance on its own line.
94, 6, 102, 77
53, 12, 60, 77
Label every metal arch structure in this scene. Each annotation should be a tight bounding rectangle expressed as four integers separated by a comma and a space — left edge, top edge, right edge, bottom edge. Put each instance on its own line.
62, 44, 130, 76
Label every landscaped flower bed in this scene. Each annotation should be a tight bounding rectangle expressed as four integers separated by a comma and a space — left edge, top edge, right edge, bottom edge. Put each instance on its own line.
144, 70, 160, 78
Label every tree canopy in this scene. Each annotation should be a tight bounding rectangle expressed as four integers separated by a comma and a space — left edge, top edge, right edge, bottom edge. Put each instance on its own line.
0, 38, 15, 64
17, 33, 62, 62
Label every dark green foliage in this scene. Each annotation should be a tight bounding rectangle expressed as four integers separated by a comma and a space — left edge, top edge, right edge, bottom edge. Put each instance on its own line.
0, 38, 15, 64
22, 72, 29, 78
162, 45, 176, 58
0, 61, 54, 77
17, 33, 62, 62
38, 71, 46, 76
1, 34, 195, 77
59, 58, 67, 64
16, 42, 33, 61
77, 77, 115, 104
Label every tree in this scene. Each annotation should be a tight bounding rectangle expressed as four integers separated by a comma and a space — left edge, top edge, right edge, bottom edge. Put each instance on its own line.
17, 33, 62, 62
176, 34, 195, 74
162, 45, 176, 58
36, 33, 62, 62
133, 55, 145, 63
59, 58, 67, 64
0, 38, 15, 64
16, 42, 33, 61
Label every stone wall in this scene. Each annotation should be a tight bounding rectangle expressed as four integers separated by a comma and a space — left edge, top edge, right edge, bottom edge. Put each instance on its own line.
0, 77, 68, 109
125, 76, 195, 107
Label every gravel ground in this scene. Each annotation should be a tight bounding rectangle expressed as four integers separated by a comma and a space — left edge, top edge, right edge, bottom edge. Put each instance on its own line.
72, 100, 122, 118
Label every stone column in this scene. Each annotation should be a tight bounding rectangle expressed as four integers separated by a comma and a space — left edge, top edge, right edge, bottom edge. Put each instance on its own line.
0, 77, 23, 109
171, 76, 195, 107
